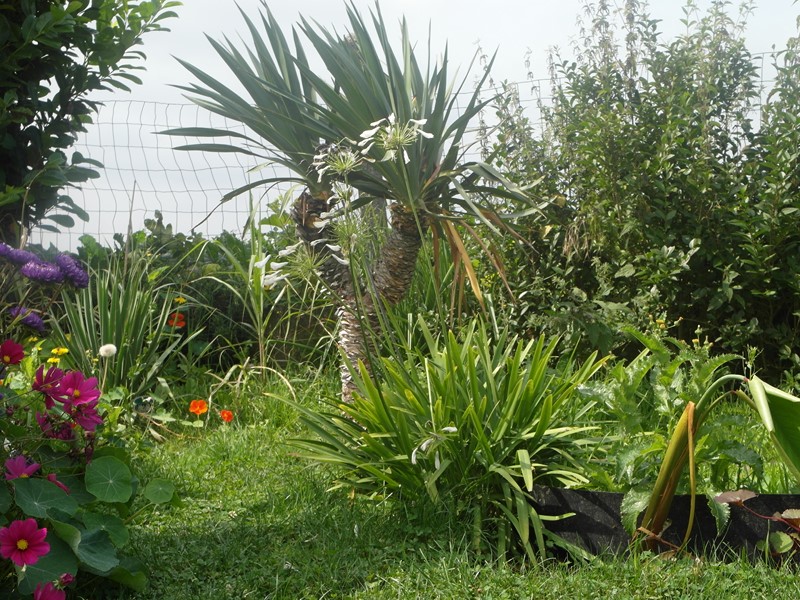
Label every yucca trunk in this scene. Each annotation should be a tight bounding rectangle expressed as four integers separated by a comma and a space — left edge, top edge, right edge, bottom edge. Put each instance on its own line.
293, 192, 426, 402
372, 203, 426, 304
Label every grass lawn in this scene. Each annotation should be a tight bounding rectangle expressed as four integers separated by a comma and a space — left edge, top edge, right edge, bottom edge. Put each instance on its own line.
103, 394, 800, 600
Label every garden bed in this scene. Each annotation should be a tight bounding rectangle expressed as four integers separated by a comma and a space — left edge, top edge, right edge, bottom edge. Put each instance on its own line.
532, 486, 800, 560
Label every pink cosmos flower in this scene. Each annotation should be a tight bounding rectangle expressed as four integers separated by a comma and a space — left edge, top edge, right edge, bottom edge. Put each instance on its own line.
0, 339, 24, 365
4, 455, 40, 480
32, 365, 67, 408
0, 518, 50, 566
69, 399, 103, 432
35, 412, 75, 441
33, 581, 66, 600
58, 371, 100, 406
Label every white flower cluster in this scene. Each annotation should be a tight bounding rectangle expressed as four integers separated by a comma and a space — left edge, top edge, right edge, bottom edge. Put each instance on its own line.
254, 248, 298, 289
410, 426, 458, 469
312, 143, 363, 183
358, 114, 432, 163
310, 114, 432, 185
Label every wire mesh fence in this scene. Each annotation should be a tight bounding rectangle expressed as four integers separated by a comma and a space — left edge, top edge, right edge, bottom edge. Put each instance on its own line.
31, 51, 780, 252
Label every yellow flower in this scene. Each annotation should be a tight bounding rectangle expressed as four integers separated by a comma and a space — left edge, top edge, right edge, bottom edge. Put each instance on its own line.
47, 357, 61, 365
174, 296, 187, 305
51, 347, 69, 356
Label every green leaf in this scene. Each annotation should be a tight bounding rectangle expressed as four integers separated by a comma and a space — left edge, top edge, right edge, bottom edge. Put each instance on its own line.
705, 491, 730, 534
620, 489, 650, 536
768, 531, 794, 554
615, 263, 636, 278
748, 377, 800, 484
83, 511, 130, 547
13, 478, 78, 518
77, 528, 120, 573
85, 456, 134, 503
143, 478, 176, 504
0, 483, 11, 513
517, 449, 534, 492
46, 213, 75, 227
108, 556, 149, 591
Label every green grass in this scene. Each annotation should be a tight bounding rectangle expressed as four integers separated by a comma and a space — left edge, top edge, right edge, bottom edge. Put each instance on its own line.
78, 381, 800, 599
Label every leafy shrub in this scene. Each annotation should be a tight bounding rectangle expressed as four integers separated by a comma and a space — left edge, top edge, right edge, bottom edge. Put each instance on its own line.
0, 0, 180, 242
485, 0, 800, 378
288, 315, 606, 560
1, 341, 177, 596
581, 326, 759, 493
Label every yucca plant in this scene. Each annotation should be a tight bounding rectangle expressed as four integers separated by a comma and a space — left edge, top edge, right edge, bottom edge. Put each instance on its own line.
287, 315, 607, 560
162, 1, 538, 401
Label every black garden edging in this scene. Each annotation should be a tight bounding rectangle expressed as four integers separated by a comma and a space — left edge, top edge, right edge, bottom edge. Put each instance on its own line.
532, 486, 800, 560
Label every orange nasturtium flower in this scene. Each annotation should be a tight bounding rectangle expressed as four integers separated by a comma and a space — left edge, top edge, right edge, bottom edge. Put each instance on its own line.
167, 312, 186, 328
219, 409, 234, 423
189, 399, 208, 416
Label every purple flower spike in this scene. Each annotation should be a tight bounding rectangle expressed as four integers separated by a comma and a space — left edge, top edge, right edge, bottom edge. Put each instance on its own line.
8, 306, 46, 333
54, 254, 89, 288
20, 260, 65, 284
0, 242, 39, 266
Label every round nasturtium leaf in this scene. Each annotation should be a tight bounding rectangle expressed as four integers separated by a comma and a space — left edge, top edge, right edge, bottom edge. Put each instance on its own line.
713, 489, 757, 505
143, 478, 175, 504
85, 456, 133, 503
781, 508, 800, 528
76, 528, 120, 573
83, 511, 130, 547
768, 531, 794, 554
13, 477, 78, 518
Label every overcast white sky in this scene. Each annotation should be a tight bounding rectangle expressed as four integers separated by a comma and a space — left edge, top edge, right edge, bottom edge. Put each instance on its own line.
123, 0, 799, 104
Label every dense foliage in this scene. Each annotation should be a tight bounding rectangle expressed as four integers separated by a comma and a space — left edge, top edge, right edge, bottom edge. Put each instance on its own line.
0, 242, 177, 597
486, 0, 800, 381
5, 1, 800, 594
74, 209, 336, 372
0, 0, 179, 243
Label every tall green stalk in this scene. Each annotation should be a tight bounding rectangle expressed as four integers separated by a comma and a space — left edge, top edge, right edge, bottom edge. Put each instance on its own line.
637, 373, 800, 550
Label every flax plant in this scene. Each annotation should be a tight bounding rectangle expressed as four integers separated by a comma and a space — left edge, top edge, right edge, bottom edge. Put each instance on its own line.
51, 245, 202, 399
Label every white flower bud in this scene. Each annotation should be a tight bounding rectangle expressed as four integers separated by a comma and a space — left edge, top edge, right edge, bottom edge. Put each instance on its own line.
99, 344, 117, 358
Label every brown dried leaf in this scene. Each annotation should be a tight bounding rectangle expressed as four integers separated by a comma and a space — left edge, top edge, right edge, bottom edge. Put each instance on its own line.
713, 489, 757, 505
780, 508, 800, 528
